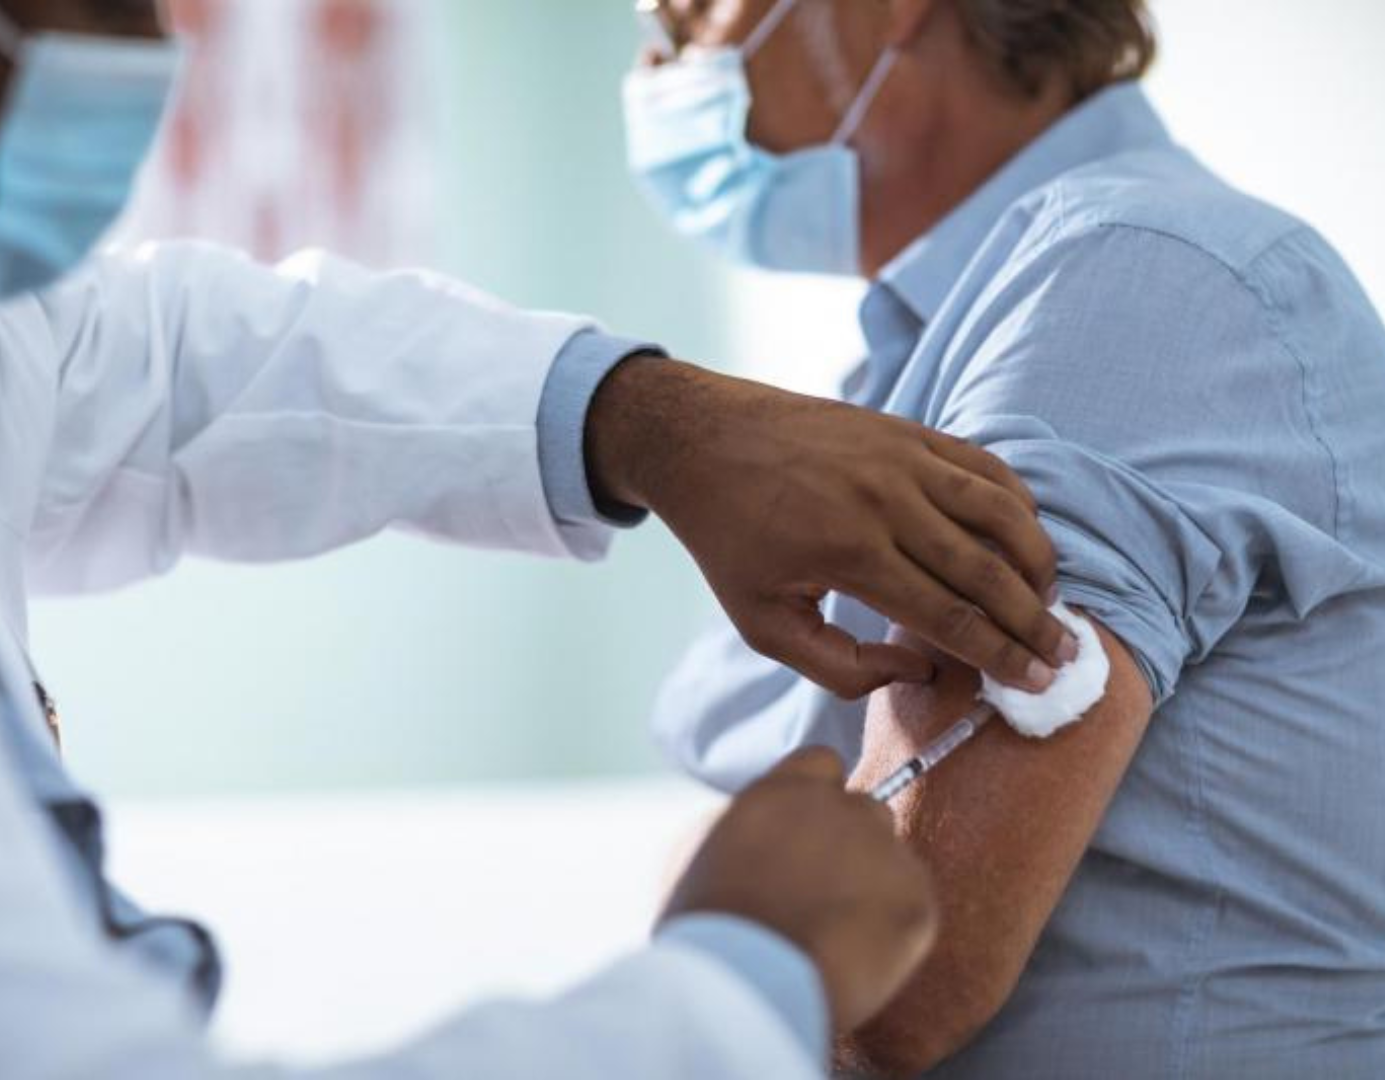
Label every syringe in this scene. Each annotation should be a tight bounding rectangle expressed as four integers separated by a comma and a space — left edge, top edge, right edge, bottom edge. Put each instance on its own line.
870, 704, 998, 803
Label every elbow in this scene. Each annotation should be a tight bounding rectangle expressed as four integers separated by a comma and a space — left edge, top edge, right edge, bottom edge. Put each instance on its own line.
840, 966, 1018, 1077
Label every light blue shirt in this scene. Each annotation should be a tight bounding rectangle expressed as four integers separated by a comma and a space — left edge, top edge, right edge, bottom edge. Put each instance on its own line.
654, 82, 1385, 1076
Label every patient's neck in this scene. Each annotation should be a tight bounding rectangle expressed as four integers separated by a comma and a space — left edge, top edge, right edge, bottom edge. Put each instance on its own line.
857, 70, 1072, 278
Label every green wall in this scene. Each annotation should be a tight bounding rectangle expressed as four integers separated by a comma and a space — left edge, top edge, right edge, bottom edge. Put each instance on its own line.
32, 0, 734, 798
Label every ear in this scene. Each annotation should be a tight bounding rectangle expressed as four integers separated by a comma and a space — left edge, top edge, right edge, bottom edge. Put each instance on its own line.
884, 0, 940, 49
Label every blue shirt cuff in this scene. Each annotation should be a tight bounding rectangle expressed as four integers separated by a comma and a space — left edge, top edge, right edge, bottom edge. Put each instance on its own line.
537, 330, 663, 530
657, 913, 829, 1063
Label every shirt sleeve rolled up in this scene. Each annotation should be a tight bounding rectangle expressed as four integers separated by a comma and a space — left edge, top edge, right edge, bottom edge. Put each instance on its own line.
933, 223, 1352, 705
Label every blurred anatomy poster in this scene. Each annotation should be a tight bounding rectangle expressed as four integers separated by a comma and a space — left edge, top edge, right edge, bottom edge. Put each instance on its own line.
124, 0, 441, 266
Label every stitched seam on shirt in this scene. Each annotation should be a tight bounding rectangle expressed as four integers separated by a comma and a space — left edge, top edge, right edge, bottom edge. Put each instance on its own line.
1242, 229, 1345, 539
1264, 325, 1342, 538
1168, 700, 1224, 1080
1093, 222, 1344, 539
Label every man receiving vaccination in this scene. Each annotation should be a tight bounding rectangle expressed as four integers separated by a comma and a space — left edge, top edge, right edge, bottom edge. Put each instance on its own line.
644, 0, 1385, 1075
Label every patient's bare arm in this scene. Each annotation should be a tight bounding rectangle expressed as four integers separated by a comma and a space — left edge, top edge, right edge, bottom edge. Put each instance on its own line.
839, 615, 1153, 1077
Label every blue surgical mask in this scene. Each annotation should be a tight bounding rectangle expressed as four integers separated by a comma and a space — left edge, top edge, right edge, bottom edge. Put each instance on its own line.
623, 0, 897, 276
0, 10, 180, 297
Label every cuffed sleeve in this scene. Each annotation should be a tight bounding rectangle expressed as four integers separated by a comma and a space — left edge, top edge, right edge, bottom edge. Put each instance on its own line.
658, 913, 829, 1063
958, 423, 1227, 703
937, 225, 1368, 705
536, 330, 660, 559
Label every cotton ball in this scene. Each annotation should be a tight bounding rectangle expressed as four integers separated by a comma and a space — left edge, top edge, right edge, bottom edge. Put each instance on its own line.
980, 602, 1109, 739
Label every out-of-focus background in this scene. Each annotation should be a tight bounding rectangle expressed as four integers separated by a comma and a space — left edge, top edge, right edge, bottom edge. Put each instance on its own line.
23, 0, 1385, 1066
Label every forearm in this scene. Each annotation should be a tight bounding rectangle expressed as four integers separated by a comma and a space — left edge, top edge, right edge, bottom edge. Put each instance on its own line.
842, 619, 1151, 1075
585, 355, 741, 518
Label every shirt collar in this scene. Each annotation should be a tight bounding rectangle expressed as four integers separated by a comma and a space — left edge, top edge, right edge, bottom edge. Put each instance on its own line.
877, 82, 1173, 324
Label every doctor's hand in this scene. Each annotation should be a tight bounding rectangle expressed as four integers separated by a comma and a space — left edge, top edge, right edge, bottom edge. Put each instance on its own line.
587, 357, 1073, 697
660, 747, 936, 1034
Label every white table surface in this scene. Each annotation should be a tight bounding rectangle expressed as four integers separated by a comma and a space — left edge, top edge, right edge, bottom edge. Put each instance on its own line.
104, 778, 724, 1067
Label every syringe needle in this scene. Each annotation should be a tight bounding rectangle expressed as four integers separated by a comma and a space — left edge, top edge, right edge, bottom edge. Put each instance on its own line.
870, 705, 997, 803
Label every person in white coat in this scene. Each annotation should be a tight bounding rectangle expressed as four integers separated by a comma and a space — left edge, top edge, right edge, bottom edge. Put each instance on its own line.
0, 2, 1074, 1078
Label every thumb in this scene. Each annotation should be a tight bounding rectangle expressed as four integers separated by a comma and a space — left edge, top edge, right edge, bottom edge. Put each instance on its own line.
742, 598, 936, 700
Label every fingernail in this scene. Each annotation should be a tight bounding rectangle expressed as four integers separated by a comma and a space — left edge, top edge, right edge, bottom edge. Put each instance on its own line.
1045, 584, 1061, 606
1025, 660, 1057, 692
1056, 633, 1080, 666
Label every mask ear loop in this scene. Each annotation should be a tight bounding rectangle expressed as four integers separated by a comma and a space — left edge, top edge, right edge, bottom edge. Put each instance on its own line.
743, 0, 803, 60
832, 46, 898, 146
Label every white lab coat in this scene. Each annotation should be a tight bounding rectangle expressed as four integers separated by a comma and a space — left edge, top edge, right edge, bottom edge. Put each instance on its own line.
0, 242, 822, 1080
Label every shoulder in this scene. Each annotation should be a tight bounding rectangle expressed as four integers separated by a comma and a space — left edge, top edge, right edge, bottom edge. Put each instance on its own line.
935, 153, 1323, 484
957, 147, 1344, 367
937, 150, 1364, 534
954, 153, 1298, 376
1025, 147, 1309, 281
963, 145, 1384, 426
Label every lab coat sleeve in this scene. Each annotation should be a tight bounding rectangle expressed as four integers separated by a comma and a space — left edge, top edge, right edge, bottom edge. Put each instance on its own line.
370, 932, 826, 1080
24, 241, 619, 594
658, 912, 829, 1056
0, 690, 825, 1080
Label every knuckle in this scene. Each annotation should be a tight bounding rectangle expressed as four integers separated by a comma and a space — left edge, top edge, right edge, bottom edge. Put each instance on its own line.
943, 432, 978, 461
853, 473, 892, 514
945, 470, 976, 500
974, 452, 1010, 486
989, 485, 1027, 523
922, 535, 960, 573
935, 602, 980, 641
974, 555, 1010, 593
